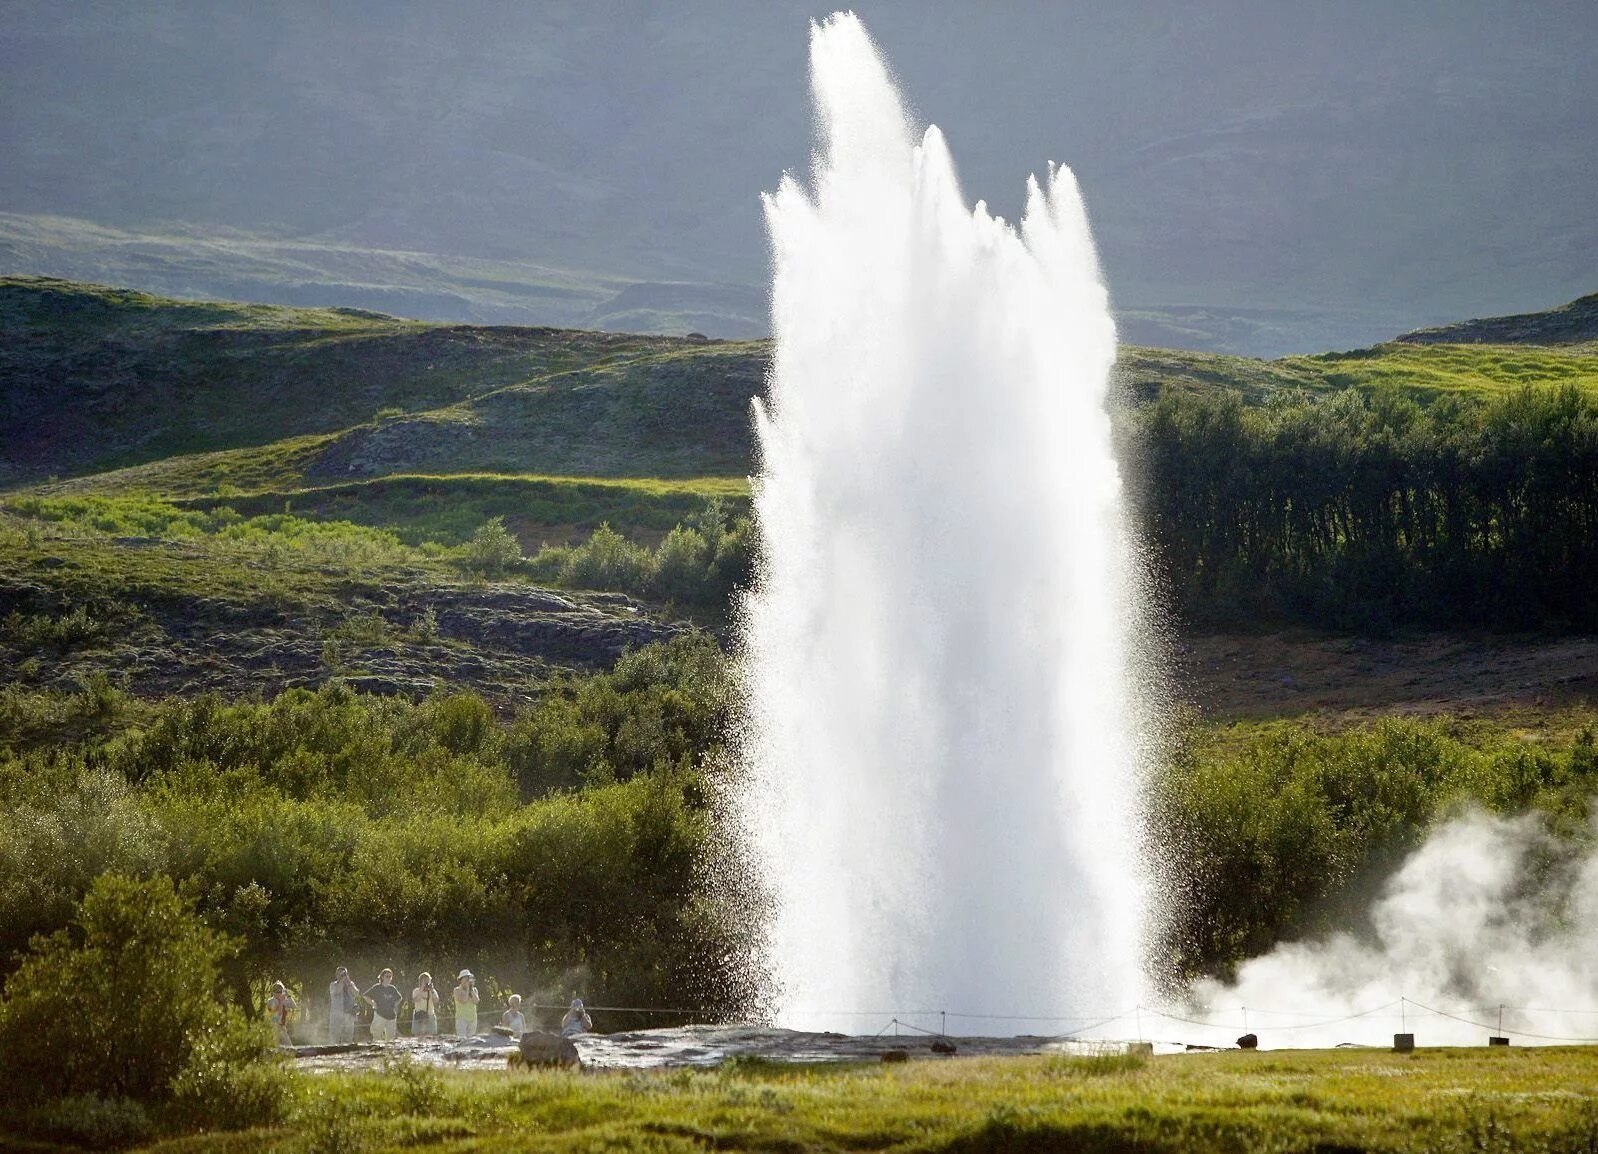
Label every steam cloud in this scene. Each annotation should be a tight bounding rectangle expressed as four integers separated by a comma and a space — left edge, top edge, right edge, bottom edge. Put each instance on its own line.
1178, 811, 1598, 1048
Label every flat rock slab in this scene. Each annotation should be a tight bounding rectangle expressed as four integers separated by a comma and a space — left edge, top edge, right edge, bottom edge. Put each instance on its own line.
290, 1026, 1140, 1072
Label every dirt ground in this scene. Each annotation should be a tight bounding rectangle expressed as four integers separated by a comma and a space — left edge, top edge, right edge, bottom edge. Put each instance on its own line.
1174, 631, 1598, 722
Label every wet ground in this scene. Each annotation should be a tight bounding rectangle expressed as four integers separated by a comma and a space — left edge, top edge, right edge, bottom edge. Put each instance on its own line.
290, 1025, 1145, 1073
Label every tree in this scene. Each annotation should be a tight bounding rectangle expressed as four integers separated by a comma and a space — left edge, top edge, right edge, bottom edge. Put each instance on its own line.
0, 873, 275, 1105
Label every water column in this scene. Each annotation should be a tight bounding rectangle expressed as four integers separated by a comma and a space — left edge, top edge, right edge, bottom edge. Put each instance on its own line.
738, 12, 1150, 1033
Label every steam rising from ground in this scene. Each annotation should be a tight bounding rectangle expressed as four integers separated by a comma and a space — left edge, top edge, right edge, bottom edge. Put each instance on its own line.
1184, 812, 1598, 1048
736, 13, 1153, 1033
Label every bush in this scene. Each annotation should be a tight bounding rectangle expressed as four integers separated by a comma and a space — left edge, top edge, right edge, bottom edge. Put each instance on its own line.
459, 516, 523, 575
0, 874, 260, 1104
560, 523, 654, 591
650, 525, 711, 602
169, 1013, 293, 1131
24, 1094, 153, 1150
1147, 716, 1598, 983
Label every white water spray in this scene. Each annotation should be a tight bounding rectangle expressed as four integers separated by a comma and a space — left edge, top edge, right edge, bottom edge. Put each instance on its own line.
737, 13, 1150, 1033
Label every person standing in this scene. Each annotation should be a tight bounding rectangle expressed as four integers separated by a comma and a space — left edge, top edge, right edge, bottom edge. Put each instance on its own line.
363, 968, 404, 1042
499, 994, 527, 1037
453, 970, 479, 1037
266, 981, 297, 1046
411, 971, 440, 1037
560, 998, 593, 1037
328, 966, 359, 1043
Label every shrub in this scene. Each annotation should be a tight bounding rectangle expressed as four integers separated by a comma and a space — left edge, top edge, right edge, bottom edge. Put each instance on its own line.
650, 525, 710, 602
169, 1013, 293, 1130
561, 523, 653, 591
0, 874, 256, 1104
24, 1094, 154, 1150
460, 516, 523, 575
0, 765, 167, 965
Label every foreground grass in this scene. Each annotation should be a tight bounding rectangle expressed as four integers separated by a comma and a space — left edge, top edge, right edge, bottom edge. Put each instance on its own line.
131, 1048, 1598, 1153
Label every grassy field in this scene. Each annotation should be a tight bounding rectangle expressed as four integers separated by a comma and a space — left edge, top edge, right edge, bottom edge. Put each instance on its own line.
88, 1047, 1598, 1153
1283, 342, 1598, 398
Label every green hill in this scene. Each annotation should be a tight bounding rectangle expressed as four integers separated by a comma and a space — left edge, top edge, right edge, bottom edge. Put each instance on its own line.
6, 276, 1598, 652
0, 276, 762, 489
1396, 291, 1598, 346
9, 277, 1598, 504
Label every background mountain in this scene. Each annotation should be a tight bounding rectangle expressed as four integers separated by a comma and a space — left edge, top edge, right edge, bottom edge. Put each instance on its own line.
2, 2, 1595, 355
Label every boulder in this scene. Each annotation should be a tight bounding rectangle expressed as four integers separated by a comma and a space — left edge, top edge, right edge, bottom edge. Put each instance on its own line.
515, 1030, 581, 1068
1236, 1033, 1258, 1050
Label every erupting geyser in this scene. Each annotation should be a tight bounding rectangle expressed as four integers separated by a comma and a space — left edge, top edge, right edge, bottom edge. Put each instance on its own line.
737, 13, 1152, 1033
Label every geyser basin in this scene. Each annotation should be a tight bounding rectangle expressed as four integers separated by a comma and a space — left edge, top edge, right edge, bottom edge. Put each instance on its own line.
737, 13, 1152, 1034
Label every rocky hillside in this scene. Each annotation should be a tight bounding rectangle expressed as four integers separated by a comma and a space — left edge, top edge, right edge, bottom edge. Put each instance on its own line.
1395, 292, 1598, 346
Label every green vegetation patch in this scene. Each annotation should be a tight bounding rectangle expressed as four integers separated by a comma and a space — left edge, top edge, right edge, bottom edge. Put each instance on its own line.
0, 276, 757, 487
1289, 342, 1598, 399
82, 1047, 1598, 1153
1152, 713, 1598, 983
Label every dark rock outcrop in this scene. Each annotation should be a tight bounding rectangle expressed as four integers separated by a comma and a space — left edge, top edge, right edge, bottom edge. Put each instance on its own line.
515, 1031, 581, 1068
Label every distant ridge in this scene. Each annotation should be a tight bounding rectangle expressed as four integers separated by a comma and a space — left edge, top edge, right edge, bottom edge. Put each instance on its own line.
1396, 293, 1598, 346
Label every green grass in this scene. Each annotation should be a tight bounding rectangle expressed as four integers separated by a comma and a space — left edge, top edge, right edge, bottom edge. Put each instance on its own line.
1120, 341, 1598, 405
22, 475, 749, 547
1285, 342, 1598, 399
181, 474, 751, 547
116, 1048, 1598, 1153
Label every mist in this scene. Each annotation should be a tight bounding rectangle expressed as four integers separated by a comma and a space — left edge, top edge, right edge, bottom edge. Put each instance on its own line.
1178, 811, 1598, 1048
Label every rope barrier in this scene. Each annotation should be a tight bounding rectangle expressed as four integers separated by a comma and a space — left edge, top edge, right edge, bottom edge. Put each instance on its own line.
1403, 999, 1598, 1045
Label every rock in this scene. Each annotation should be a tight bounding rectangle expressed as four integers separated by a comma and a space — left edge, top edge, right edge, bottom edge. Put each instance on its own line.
515, 1030, 581, 1068
881, 1049, 909, 1063
1237, 1033, 1258, 1049
930, 1039, 957, 1055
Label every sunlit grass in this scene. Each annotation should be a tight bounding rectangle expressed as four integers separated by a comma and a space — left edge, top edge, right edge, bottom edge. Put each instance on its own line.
146, 1047, 1598, 1153
1286, 342, 1598, 399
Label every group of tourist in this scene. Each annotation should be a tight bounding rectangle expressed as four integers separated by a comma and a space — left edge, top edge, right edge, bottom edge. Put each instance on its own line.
265, 966, 593, 1045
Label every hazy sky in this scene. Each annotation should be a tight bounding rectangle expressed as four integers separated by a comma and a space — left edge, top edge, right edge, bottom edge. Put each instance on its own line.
2, 1, 1594, 350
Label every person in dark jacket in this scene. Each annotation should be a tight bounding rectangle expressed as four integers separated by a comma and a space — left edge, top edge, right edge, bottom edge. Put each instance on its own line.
364, 968, 404, 1041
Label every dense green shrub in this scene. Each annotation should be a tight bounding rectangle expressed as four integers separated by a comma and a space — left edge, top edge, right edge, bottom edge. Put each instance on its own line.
168, 1013, 294, 1131
1149, 716, 1598, 984
0, 636, 748, 1019
0, 874, 284, 1110
0, 764, 166, 965
24, 1094, 154, 1150
559, 522, 655, 591
522, 500, 754, 613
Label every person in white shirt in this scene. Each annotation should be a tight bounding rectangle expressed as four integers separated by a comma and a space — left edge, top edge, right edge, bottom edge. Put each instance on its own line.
499, 993, 527, 1037
411, 972, 440, 1036
266, 981, 297, 1046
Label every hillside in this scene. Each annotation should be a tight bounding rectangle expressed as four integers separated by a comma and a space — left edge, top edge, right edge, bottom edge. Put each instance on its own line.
7, 276, 1598, 559
11, 278, 1598, 503
1396, 291, 1598, 347
4, 277, 1598, 707
0, 276, 764, 489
